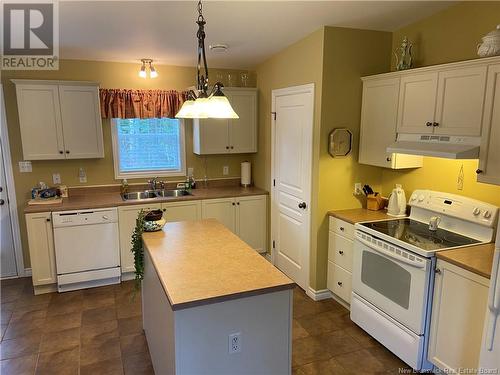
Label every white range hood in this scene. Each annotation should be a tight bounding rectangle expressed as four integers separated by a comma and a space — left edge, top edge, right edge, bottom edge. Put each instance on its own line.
387, 134, 480, 159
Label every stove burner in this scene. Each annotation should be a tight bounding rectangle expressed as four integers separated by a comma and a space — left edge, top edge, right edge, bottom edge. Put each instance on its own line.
361, 218, 480, 251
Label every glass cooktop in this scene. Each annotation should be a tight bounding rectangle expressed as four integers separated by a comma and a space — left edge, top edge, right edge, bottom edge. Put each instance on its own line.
361, 218, 480, 251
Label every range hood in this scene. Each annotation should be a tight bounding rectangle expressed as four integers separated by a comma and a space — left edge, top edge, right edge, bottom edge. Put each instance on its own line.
387, 134, 480, 159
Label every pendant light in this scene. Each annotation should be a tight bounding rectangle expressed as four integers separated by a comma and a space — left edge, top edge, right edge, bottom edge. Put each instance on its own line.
176, 0, 238, 119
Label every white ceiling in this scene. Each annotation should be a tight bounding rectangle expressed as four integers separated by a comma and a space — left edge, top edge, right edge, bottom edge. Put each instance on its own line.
60, 1, 454, 69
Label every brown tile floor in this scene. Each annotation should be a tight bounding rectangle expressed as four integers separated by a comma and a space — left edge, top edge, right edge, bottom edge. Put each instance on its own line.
1, 278, 412, 375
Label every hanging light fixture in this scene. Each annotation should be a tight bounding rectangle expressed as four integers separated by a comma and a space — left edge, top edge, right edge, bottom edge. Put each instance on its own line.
175, 0, 238, 119
138, 59, 158, 79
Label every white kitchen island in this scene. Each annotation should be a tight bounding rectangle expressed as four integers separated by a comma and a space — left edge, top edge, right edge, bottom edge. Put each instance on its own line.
142, 219, 295, 375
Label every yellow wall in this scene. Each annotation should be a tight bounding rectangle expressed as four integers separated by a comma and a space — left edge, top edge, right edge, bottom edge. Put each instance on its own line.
315, 27, 392, 289
385, 1, 500, 206
254, 27, 392, 289
1, 60, 255, 267
254, 28, 325, 289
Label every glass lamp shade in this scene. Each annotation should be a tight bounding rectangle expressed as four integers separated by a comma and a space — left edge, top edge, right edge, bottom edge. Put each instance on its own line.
150, 67, 158, 78
207, 95, 239, 119
175, 98, 210, 119
138, 65, 147, 78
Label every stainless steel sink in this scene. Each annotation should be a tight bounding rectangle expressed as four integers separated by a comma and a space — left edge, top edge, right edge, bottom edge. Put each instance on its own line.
122, 191, 158, 201
122, 189, 191, 201
155, 189, 192, 198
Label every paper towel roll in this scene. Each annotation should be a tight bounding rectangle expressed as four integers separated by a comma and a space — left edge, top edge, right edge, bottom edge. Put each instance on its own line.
241, 161, 252, 187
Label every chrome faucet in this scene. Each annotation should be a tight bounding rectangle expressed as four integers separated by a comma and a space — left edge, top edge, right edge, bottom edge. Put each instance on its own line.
148, 177, 159, 191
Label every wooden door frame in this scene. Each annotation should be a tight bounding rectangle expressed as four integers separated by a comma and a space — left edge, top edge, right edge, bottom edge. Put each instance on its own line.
0, 84, 26, 278
270, 83, 314, 291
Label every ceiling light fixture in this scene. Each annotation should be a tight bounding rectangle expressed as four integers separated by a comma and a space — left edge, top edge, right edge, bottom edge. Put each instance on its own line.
175, 1, 238, 119
138, 59, 158, 79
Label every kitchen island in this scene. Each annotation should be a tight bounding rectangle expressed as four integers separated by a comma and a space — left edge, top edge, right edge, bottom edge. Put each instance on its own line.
141, 219, 295, 375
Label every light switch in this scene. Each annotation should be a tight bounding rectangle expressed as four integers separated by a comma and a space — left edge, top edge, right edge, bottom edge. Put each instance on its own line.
223, 166, 229, 176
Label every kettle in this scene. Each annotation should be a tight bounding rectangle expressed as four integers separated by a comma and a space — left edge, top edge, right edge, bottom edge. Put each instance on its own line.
387, 184, 407, 217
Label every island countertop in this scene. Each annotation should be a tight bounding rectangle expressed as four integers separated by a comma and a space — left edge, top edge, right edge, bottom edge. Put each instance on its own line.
142, 219, 294, 310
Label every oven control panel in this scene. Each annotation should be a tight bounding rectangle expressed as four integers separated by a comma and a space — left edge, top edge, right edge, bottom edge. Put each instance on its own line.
408, 189, 498, 228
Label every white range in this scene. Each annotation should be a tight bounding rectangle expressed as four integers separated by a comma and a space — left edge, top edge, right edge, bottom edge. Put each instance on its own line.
350, 190, 499, 371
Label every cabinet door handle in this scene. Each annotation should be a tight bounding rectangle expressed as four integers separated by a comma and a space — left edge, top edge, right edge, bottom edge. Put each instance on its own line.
232, 202, 235, 206
46, 218, 51, 222
386, 157, 391, 162
298, 202, 307, 209
432, 122, 439, 127
337, 281, 343, 286
65, 150, 70, 154
476, 169, 483, 174
435, 268, 441, 274
230, 146, 234, 149
226, 146, 229, 150
236, 202, 240, 205
59, 150, 64, 154
338, 250, 344, 255
426, 122, 433, 127
162, 208, 166, 212
0, 199, 4, 206
339, 227, 345, 232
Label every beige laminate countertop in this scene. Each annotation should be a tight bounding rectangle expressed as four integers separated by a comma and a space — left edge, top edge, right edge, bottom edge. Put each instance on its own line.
328, 208, 396, 224
437, 243, 496, 279
24, 186, 268, 214
142, 219, 294, 310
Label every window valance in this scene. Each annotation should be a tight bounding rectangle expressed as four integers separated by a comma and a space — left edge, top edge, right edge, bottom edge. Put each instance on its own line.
99, 89, 188, 119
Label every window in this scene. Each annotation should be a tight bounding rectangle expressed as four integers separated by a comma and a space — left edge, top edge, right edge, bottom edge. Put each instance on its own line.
111, 118, 185, 179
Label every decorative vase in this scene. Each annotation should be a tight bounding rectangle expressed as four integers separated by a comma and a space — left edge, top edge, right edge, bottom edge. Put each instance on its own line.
477, 25, 500, 58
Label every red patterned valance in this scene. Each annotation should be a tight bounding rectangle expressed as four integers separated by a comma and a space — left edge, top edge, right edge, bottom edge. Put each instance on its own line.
99, 89, 188, 119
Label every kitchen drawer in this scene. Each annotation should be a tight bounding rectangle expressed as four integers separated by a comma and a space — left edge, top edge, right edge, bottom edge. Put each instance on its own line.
328, 232, 354, 272
329, 217, 354, 239
327, 261, 352, 304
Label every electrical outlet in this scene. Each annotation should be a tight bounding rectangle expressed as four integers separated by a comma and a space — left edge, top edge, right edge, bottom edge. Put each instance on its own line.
19, 161, 32, 173
228, 332, 241, 354
52, 173, 61, 185
187, 167, 194, 177
223, 166, 229, 176
354, 183, 363, 195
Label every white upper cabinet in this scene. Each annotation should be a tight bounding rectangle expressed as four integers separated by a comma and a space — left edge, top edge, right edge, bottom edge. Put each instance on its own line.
58, 85, 104, 159
478, 63, 500, 185
434, 66, 487, 136
13, 80, 104, 160
193, 88, 257, 155
359, 77, 422, 169
397, 72, 438, 134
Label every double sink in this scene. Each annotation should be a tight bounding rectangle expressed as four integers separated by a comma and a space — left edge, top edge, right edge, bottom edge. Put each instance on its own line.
122, 189, 192, 201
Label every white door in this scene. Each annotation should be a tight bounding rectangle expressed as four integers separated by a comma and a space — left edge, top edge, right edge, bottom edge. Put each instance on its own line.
59, 85, 104, 159
434, 66, 487, 136
201, 198, 236, 233
397, 72, 438, 134
271, 84, 314, 291
15, 84, 65, 160
228, 90, 257, 153
0, 140, 17, 278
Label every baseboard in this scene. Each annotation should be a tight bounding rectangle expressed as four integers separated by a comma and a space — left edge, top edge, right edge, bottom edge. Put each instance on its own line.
24, 268, 32, 277
330, 293, 351, 310
306, 287, 332, 301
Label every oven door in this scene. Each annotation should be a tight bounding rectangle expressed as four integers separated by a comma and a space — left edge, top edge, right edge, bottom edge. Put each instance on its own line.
352, 231, 432, 335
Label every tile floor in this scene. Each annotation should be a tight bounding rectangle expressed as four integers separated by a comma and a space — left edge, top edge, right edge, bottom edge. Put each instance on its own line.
1, 278, 412, 375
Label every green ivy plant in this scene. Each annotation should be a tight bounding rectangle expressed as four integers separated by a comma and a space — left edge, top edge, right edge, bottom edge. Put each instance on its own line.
131, 210, 146, 290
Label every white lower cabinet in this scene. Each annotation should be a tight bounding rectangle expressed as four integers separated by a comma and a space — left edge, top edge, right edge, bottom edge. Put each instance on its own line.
25, 212, 57, 291
428, 259, 489, 372
327, 217, 354, 305
202, 195, 267, 253
118, 203, 162, 274
161, 200, 201, 222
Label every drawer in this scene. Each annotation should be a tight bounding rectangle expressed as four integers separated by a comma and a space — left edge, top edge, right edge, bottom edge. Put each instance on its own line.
329, 217, 354, 239
328, 232, 354, 272
327, 261, 352, 304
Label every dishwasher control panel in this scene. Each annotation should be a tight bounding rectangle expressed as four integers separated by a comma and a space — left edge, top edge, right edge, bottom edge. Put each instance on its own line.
52, 208, 118, 227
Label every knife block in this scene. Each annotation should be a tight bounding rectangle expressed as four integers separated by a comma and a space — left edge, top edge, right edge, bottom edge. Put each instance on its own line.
367, 194, 386, 211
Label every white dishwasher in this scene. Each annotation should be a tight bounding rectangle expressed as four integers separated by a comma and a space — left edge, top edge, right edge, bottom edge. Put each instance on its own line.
52, 207, 121, 292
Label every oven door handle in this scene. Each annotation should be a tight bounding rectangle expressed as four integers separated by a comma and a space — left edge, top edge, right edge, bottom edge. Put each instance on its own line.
356, 236, 426, 269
